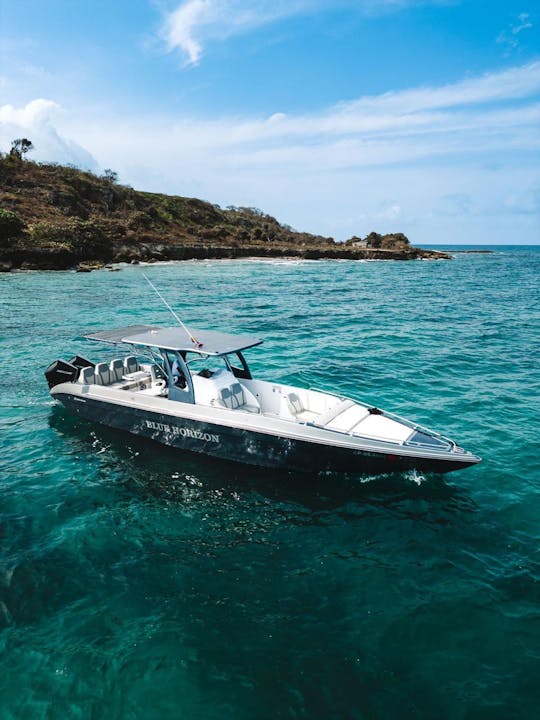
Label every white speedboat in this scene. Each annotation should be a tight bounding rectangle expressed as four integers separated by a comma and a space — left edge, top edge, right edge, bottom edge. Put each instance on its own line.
45, 323, 481, 475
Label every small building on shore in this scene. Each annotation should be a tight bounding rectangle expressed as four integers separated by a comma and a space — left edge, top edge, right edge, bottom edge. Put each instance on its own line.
344, 232, 410, 250
346, 236, 368, 248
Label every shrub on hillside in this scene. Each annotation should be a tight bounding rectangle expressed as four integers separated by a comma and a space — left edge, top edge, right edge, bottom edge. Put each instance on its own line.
127, 211, 154, 231
29, 219, 112, 259
101, 169, 118, 183
0, 209, 25, 245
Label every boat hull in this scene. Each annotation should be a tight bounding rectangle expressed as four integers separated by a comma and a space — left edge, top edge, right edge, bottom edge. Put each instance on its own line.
54, 392, 479, 475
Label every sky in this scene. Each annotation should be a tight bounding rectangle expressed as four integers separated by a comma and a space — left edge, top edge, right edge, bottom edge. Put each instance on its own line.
0, 0, 539, 244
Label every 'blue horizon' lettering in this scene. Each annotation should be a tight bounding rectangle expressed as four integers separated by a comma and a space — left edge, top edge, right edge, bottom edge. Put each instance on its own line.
145, 419, 219, 443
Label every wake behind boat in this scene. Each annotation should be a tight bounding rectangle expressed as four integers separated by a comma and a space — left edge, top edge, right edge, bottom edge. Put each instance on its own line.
45, 322, 481, 475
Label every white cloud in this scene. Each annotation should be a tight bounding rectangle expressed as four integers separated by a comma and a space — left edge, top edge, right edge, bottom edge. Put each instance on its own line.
0, 99, 98, 170
161, 0, 450, 65
79, 63, 536, 165
69, 62, 539, 242
163, 0, 215, 65
341, 62, 540, 115
497, 12, 534, 55
84, 62, 540, 170
512, 12, 533, 35
0, 98, 58, 126
162, 0, 310, 65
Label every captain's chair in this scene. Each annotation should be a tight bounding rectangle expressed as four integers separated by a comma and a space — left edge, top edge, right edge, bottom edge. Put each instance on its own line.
219, 383, 260, 413
110, 359, 124, 383
94, 362, 112, 385
124, 356, 139, 375
285, 392, 318, 423
80, 365, 95, 384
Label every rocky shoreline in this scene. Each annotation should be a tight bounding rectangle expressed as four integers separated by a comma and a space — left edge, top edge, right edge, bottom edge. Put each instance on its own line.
0, 241, 450, 272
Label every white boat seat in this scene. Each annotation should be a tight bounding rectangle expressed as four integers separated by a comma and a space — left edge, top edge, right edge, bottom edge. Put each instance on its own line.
285, 392, 318, 423
110, 358, 124, 383
286, 392, 304, 415
124, 356, 139, 375
326, 404, 370, 433
79, 365, 95, 384
219, 383, 260, 413
314, 399, 355, 427
94, 362, 112, 385
351, 414, 413, 444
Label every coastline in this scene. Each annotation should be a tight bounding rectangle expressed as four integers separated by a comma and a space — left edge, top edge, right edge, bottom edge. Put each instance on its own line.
0, 238, 451, 273
0, 159, 451, 271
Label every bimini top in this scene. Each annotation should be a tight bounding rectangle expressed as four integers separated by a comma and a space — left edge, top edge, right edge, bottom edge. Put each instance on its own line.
83, 324, 263, 356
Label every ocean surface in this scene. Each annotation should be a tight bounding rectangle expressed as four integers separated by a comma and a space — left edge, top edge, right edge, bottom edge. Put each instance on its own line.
1, 246, 539, 719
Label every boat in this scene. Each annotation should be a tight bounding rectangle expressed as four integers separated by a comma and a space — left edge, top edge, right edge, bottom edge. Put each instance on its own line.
45, 322, 481, 475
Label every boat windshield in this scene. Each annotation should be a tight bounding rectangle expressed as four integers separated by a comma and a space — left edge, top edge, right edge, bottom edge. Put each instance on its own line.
185, 351, 251, 379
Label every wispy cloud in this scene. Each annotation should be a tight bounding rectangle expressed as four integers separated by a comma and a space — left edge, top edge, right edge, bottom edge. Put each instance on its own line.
497, 12, 534, 55
93, 61, 539, 157
3, 63, 539, 170
162, 0, 215, 66
161, 0, 451, 66
162, 0, 310, 66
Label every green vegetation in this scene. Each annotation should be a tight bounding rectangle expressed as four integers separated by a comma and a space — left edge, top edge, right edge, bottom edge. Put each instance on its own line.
28, 219, 113, 260
101, 168, 118, 183
0, 209, 25, 246
0, 153, 331, 247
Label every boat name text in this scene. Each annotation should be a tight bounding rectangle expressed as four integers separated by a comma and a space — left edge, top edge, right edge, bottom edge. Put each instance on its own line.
144, 420, 219, 443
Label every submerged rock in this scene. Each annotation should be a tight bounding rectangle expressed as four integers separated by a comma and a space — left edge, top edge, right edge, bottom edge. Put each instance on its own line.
76, 262, 104, 272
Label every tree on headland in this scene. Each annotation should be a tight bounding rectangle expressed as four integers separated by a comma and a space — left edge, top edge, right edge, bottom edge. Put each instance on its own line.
102, 168, 118, 183
9, 138, 34, 160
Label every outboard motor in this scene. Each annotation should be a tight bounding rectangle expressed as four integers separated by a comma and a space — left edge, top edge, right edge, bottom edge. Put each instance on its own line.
45, 359, 79, 389
68, 355, 95, 372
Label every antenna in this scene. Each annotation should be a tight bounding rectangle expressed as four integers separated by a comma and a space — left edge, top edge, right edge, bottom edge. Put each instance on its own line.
142, 273, 203, 347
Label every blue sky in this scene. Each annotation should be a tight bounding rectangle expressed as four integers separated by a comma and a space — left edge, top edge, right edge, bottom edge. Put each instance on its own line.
1, 0, 539, 243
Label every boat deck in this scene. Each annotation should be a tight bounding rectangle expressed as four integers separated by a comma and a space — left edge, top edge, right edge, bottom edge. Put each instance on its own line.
75, 355, 453, 452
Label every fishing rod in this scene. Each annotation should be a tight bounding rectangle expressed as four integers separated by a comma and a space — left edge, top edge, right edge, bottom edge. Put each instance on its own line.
142, 273, 203, 347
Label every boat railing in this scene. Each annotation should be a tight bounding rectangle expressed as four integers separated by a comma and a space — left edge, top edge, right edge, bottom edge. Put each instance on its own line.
307, 386, 348, 402
308, 385, 457, 451
404, 436, 453, 452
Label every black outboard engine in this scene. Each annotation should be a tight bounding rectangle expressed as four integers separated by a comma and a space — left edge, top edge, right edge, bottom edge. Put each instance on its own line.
68, 355, 95, 372
45, 359, 79, 389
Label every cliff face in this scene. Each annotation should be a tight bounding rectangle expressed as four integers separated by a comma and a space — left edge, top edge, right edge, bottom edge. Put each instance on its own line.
0, 158, 449, 270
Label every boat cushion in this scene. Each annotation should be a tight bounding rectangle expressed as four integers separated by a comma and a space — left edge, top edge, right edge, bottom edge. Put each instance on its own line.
351, 415, 413, 444
80, 365, 95, 384
326, 405, 370, 432
315, 399, 355, 426
219, 383, 260, 412
94, 362, 112, 385
286, 393, 304, 415
124, 356, 139, 374
295, 409, 319, 423
110, 358, 124, 383
220, 382, 243, 409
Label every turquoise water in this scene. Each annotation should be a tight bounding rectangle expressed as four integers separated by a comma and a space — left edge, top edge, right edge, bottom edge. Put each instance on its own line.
1, 248, 539, 719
